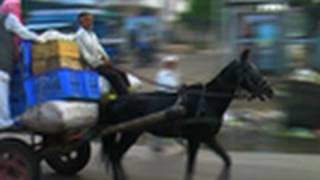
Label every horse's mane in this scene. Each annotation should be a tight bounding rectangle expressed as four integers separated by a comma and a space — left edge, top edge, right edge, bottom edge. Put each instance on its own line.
216, 60, 240, 79
205, 60, 241, 88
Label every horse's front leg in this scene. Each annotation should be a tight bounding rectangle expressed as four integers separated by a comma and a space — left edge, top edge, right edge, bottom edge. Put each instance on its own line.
185, 139, 200, 180
206, 138, 232, 168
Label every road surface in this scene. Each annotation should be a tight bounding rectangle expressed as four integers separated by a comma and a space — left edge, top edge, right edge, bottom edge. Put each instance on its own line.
43, 144, 320, 180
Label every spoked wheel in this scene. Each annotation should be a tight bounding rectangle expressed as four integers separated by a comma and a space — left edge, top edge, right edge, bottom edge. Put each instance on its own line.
0, 138, 41, 180
45, 142, 91, 175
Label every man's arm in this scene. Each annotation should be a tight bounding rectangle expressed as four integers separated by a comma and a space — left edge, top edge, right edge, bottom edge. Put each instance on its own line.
4, 14, 44, 43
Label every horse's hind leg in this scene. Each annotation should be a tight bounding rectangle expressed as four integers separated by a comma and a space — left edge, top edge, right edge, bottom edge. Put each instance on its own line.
185, 140, 200, 180
206, 138, 231, 168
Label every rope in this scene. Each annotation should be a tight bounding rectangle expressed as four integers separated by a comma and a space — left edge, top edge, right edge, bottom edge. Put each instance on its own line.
114, 66, 249, 99
115, 66, 178, 91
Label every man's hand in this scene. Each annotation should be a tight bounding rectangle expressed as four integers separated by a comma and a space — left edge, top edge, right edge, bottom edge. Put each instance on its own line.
102, 58, 111, 66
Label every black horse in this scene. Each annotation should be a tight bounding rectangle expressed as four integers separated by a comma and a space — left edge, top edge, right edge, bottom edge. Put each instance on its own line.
98, 50, 273, 180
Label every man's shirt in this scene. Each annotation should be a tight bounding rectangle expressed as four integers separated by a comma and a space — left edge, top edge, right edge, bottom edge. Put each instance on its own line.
76, 27, 110, 68
155, 69, 181, 93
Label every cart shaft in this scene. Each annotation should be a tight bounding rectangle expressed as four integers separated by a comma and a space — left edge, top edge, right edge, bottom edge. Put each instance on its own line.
100, 105, 186, 136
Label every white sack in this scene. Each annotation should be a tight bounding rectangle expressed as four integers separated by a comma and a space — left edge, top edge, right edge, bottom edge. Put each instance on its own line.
20, 101, 98, 134
40, 30, 76, 41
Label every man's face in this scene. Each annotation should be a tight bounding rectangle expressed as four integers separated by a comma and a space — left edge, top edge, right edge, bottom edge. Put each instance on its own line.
80, 15, 93, 30
165, 62, 178, 70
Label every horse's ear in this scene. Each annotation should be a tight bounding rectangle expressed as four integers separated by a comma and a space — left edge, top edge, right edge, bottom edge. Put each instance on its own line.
240, 49, 251, 63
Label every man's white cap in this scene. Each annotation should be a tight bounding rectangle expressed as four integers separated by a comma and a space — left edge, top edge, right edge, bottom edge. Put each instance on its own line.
162, 55, 179, 63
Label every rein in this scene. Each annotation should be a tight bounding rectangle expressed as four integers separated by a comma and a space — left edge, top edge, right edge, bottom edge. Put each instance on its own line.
116, 66, 249, 99
116, 66, 179, 90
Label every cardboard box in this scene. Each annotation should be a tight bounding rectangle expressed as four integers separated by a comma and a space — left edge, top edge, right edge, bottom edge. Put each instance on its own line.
32, 40, 80, 60
32, 58, 83, 75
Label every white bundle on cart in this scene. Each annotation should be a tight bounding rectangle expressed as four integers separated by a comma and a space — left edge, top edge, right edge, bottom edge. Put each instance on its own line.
19, 101, 98, 134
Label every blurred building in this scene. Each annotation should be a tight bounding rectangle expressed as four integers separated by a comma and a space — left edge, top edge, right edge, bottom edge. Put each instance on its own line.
101, 0, 189, 52
102, 0, 188, 21
226, 0, 320, 73
226, 0, 291, 73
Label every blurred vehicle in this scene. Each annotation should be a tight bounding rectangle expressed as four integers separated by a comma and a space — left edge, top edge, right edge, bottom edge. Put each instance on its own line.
276, 69, 320, 129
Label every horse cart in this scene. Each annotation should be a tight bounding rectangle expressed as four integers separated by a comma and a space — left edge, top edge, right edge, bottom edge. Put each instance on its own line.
0, 43, 274, 180
0, 103, 185, 180
0, 39, 187, 180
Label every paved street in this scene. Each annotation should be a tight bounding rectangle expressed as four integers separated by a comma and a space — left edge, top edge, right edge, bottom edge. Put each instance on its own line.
43, 144, 320, 180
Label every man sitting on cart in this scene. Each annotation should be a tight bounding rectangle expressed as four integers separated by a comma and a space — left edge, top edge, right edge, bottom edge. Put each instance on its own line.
76, 12, 129, 96
0, 0, 46, 130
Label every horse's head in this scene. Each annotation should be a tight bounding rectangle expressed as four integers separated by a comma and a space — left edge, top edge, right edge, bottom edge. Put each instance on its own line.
238, 50, 274, 101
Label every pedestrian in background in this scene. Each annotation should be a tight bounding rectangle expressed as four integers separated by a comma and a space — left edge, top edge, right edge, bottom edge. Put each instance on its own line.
155, 55, 181, 93
151, 55, 184, 154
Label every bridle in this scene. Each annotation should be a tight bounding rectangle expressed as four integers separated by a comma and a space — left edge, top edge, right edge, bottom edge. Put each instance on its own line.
177, 68, 246, 118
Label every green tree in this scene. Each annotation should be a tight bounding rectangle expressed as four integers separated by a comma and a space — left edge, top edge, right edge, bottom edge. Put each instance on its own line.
180, 0, 223, 31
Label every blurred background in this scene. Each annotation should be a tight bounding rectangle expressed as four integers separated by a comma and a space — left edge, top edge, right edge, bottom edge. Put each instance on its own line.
14, 0, 320, 179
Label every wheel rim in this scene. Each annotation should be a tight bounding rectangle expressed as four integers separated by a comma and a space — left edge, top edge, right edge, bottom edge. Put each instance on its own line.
0, 151, 29, 180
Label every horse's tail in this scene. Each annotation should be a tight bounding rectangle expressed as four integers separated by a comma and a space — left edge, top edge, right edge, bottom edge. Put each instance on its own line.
101, 134, 117, 171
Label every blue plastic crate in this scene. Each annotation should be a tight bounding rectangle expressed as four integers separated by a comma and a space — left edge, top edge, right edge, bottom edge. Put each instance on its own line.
10, 101, 26, 118
24, 68, 100, 107
10, 64, 27, 117
10, 71, 25, 100
10, 83, 26, 118
81, 70, 100, 99
10, 96, 26, 118
24, 68, 84, 107
21, 41, 33, 78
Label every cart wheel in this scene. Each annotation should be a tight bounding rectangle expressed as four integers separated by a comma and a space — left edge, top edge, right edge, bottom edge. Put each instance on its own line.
0, 138, 41, 180
45, 142, 91, 175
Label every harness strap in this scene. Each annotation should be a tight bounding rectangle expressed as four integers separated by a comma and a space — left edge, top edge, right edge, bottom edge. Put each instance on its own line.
184, 117, 220, 126
196, 84, 208, 117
